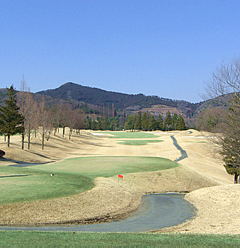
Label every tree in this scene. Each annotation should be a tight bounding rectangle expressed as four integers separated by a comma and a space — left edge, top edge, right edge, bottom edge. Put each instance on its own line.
157, 114, 164, 130
91, 119, 97, 130
142, 112, 150, 131
85, 117, 92, 129
0, 86, 24, 147
220, 94, 240, 183
134, 111, 142, 130
17, 78, 39, 149
177, 115, 187, 130
38, 96, 52, 150
49, 104, 62, 136
195, 107, 228, 132
96, 118, 102, 130
102, 116, 109, 130
149, 115, 157, 131
72, 109, 85, 134
164, 111, 172, 131
171, 113, 178, 130
125, 115, 135, 131
204, 57, 240, 183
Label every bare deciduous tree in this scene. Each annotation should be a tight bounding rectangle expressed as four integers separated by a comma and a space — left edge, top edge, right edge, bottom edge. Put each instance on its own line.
18, 78, 39, 149
204, 57, 240, 99
204, 57, 240, 183
38, 96, 52, 150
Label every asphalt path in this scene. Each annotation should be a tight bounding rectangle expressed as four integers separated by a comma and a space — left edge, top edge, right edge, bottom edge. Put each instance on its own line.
2, 136, 193, 232
0, 194, 196, 232
170, 136, 188, 161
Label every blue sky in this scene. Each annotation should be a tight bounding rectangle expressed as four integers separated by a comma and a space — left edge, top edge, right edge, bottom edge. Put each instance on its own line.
1, 0, 240, 103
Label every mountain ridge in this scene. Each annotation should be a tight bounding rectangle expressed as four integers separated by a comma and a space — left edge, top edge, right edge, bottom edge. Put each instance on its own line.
1, 82, 225, 121
37, 82, 201, 118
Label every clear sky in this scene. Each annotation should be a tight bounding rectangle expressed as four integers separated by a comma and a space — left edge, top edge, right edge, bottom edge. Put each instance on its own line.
1, 0, 240, 103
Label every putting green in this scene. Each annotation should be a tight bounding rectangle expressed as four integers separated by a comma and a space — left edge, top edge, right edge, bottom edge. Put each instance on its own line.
1, 156, 177, 204
29, 156, 177, 179
0, 166, 93, 204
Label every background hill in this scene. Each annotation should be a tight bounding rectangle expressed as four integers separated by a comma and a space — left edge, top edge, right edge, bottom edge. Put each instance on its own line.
36, 82, 201, 118
0, 82, 228, 122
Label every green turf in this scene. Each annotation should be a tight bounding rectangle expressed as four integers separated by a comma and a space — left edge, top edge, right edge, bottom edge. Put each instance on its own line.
0, 166, 94, 204
29, 156, 178, 179
1, 156, 177, 204
0, 231, 239, 247
95, 131, 160, 139
118, 140, 164, 145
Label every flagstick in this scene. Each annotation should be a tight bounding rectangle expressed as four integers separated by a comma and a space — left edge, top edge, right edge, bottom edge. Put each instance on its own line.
130, 176, 135, 189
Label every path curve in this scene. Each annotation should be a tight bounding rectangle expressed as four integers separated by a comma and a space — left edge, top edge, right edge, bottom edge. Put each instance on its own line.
170, 136, 188, 161
0, 194, 195, 232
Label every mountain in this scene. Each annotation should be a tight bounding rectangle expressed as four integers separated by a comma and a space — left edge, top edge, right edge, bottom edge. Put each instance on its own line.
36, 82, 201, 118
0, 82, 227, 121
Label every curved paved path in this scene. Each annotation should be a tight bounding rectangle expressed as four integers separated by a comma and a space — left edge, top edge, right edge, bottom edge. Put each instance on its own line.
170, 135, 188, 161
0, 194, 195, 232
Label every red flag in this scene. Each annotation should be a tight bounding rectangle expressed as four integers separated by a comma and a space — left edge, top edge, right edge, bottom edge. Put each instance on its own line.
118, 174, 123, 178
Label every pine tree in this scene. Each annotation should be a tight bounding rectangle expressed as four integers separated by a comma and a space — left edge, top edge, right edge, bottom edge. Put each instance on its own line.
125, 115, 135, 131
157, 114, 164, 130
149, 115, 157, 131
96, 118, 102, 130
134, 111, 142, 130
142, 112, 150, 131
102, 116, 109, 130
91, 120, 97, 130
164, 111, 172, 131
0, 86, 24, 147
177, 115, 187, 130
171, 113, 178, 130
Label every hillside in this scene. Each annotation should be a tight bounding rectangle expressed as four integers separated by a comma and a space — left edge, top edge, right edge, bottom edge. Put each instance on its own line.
0, 82, 229, 120
36, 82, 200, 118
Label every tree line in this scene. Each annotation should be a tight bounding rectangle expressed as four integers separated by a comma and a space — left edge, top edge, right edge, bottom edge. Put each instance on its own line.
0, 84, 86, 149
84, 111, 187, 131
0, 83, 187, 151
125, 111, 187, 131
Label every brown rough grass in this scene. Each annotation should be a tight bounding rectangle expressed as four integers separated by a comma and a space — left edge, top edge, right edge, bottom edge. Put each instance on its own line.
0, 129, 239, 234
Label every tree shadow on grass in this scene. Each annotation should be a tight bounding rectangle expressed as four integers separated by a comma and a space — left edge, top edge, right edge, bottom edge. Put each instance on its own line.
0, 174, 29, 178
0, 157, 51, 167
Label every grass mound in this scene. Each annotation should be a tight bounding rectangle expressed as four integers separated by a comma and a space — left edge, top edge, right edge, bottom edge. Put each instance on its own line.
30, 156, 177, 179
0, 166, 94, 204
0, 156, 177, 204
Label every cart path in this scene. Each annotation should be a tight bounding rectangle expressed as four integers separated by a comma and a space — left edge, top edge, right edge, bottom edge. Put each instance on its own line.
170, 135, 188, 161
0, 194, 196, 232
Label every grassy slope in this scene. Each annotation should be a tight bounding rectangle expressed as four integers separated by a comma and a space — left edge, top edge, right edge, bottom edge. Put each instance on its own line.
28, 156, 177, 179
0, 156, 177, 204
0, 231, 239, 247
0, 166, 93, 204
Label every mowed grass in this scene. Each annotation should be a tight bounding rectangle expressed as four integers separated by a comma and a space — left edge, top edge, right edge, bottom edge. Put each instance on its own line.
0, 231, 240, 247
118, 140, 163, 145
29, 156, 177, 179
0, 166, 94, 204
0, 156, 177, 204
95, 131, 160, 139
